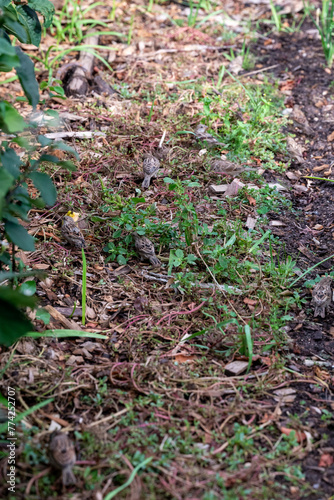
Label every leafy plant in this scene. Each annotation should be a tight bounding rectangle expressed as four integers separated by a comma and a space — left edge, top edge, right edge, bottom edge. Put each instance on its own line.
52, 0, 124, 44
311, 0, 334, 67
0, 0, 78, 346
269, 0, 283, 31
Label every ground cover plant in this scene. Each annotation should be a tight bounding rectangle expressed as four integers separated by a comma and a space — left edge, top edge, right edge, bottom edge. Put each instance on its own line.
0, 1, 334, 499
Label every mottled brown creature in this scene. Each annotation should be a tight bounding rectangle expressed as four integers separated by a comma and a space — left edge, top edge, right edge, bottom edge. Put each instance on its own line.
61, 214, 86, 249
312, 277, 332, 319
291, 106, 313, 136
142, 154, 160, 189
286, 136, 306, 163
195, 124, 221, 147
133, 232, 161, 267
49, 432, 76, 486
210, 158, 257, 175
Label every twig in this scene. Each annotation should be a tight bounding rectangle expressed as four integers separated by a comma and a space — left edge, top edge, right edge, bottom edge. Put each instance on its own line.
140, 270, 242, 294
240, 64, 280, 78
87, 408, 129, 428
159, 130, 167, 148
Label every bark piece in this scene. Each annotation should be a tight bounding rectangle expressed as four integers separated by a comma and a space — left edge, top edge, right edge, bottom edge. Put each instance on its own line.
45, 305, 81, 330
225, 360, 249, 376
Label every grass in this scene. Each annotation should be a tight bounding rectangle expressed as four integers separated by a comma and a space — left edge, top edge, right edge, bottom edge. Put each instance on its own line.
312, 0, 334, 67
81, 248, 87, 326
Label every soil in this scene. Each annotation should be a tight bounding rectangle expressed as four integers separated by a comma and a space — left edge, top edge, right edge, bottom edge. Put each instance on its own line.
256, 24, 334, 497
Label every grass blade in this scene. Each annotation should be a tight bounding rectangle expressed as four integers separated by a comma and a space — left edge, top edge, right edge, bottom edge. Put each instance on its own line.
81, 247, 87, 326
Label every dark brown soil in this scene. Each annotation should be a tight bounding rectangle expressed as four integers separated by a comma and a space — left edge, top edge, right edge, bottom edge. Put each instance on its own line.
255, 24, 334, 497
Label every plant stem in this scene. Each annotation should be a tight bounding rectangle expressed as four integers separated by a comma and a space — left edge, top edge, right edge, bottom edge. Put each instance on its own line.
81, 248, 87, 326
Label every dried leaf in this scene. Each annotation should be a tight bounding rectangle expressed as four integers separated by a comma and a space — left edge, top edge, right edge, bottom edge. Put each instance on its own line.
313, 164, 329, 172
174, 354, 195, 363
246, 194, 256, 206
280, 426, 306, 443
319, 453, 334, 467
243, 298, 257, 306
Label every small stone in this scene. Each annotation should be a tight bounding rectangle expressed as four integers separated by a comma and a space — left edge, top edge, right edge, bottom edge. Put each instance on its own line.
225, 360, 248, 375
313, 331, 323, 341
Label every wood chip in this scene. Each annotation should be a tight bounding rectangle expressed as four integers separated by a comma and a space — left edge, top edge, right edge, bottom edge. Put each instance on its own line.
267, 182, 288, 191
313, 164, 330, 172
286, 171, 299, 180
328, 131, 334, 141
224, 360, 248, 376
273, 388, 296, 403
270, 220, 286, 226
246, 216, 257, 230
225, 179, 245, 197
44, 305, 81, 330
209, 184, 228, 194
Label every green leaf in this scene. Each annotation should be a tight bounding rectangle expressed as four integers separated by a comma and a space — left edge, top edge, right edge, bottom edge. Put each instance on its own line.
2, 6, 29, 44
0, 269, 45, 283
27, 0, 55, 28
0, 1, 12, 7
37, 134, 52, 146
117, 254, 127, 265
27, 330, 108, 339
113, 229, 122, 238
164, 177, 174, 184
29, 196, 45, 209
29, 171, 57, 206
11, 136, 30, 149
19, 280, 36, 296
38, 153, 60, 163
0, 101, 25, 133
224, 234, 236, 248
45, 109, 59, 118
15, 46, 39, 108
54, 160, 77, 172
0, 167, 14, 198
4, 220, 35, 251
51, 141, 79, 160
16, 5, 41, 46
35, 308, 50, 325
0, 147, 22, 178
175, 249, 184, 259
0, 167, 14, 219
0, 37, 20, 72
0, 298, 33, 346
0, 285, 37, 308
186, 254, 197, 264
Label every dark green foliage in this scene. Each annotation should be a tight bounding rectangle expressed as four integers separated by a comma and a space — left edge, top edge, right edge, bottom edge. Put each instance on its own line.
0, 1, 77, 346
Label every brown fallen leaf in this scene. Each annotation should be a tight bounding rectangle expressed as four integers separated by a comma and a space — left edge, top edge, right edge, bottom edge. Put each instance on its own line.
313, 164, 329, 172
313, 366, 331, 381
327, 131, 334, 142
174, 354, 195, 363
246, 194, 256, 206
273, 388, 296, 403
243, 298, 257, 306
280, 426, 306, 443
319, 453, 334, 467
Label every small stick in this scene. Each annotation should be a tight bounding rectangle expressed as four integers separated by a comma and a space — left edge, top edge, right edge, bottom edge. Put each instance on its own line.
159, 130, 167, 148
